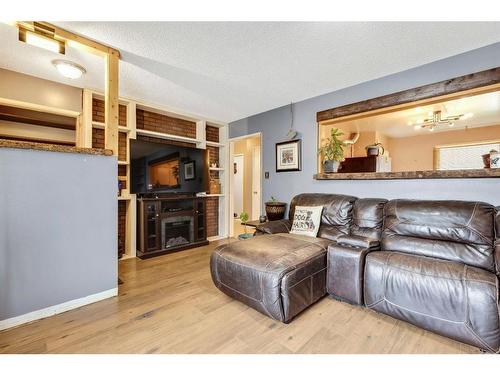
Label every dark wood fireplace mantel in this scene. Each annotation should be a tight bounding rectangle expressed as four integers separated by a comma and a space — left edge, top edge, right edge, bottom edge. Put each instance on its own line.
137, 193, 208, 259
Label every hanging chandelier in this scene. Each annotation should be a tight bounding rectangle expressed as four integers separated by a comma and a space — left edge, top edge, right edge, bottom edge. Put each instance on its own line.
410, 110, 473, 132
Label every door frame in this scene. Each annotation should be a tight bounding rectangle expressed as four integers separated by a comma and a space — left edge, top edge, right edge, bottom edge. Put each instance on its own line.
228, 132, 263, 238
232, 153, 245, 220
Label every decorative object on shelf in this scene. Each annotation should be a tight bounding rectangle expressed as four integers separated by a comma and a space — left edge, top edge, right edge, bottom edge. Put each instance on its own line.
482, 153, 491, 168
238, 212, 253, 240
276, 139, 301, 172
343, 132, 360, 157
318, 128, 345, 173
259, 214, 267, 223
211, 162, 218, 168
490, 150, 500, 169
286, 102, 298, 140
365, 142, 385, 157
410, 110, 473, 132
209, 178, 221, 194
265, 196, 287, 221
184, 160, 196, 180
118, 180, 123, 197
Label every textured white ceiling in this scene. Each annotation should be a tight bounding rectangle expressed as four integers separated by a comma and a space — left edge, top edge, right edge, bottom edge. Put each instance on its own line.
1, 22, 500, 123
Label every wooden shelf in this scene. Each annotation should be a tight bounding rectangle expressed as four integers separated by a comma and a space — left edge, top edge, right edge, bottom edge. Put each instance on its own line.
118, 160, 129, 165
205, 194, 225, 197
118, 195, 131, 201
206, 141, 225, 147
313, 168, 500, 180
92, 121, 129, 133
209, 167, 224, 171
136, 128, 202, 145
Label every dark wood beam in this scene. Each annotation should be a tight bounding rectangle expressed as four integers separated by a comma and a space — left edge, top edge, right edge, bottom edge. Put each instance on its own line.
317, 67, 500, 123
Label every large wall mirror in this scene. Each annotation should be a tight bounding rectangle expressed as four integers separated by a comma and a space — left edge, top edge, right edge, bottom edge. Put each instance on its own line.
316, 68, 500, 179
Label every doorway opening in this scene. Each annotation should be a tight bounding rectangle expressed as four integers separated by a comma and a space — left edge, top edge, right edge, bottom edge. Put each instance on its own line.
229, 133, 262, 238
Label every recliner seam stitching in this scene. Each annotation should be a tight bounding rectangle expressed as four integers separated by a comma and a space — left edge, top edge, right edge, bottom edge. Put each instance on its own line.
282, 267, 327, 290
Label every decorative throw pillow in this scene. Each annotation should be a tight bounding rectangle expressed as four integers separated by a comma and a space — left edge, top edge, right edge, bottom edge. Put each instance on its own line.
290, 205, 323, 237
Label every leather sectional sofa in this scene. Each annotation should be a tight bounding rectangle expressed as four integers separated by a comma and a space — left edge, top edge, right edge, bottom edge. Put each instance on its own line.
210, 193, 500, 353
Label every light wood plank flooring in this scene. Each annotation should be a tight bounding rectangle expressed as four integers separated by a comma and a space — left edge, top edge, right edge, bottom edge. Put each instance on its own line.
0, 239, 479, 354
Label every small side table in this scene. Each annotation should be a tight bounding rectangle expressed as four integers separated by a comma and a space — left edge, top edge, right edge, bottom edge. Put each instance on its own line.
240, 219, 268, 228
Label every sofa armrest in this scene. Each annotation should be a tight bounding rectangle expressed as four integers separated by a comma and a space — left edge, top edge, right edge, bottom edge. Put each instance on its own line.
326, 236, 380, 306
255, 219, 292, 235
336, 234, 380, 250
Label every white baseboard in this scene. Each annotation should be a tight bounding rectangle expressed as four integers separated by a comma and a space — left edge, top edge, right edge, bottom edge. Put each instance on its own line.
0, 287, 118, 331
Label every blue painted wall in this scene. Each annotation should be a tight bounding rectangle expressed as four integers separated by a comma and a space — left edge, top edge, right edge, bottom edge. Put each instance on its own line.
229, 42, 500, 208
0, 148, 117, 321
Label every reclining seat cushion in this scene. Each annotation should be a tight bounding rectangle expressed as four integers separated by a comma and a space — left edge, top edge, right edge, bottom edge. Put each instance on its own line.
364, 251, 500, 352
382, 199, 496, 272
289, 193, 357, 241
350, 198, 388, 240
210, 233, 331, 322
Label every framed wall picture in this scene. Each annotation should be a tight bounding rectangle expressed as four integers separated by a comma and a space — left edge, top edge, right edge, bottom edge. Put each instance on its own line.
184, 161, 196, 180
276, 139, 301, 172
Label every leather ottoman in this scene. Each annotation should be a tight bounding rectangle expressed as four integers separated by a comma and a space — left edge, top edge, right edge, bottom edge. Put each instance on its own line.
210, 233, 331, 322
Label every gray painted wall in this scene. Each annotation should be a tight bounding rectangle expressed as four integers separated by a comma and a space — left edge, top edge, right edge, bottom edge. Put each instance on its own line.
0, 148, 117, 321
229, 42, 500, 208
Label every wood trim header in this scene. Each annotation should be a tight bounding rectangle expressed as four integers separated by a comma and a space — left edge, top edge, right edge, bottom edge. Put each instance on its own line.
317, 67, 500, 123
16, 21, 120, 58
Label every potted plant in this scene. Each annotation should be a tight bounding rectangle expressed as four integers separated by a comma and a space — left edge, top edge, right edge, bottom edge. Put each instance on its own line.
265, 196, 287, 221
238, 212, 253, 240
365, 142, 385, 156
318, 128, 345, 173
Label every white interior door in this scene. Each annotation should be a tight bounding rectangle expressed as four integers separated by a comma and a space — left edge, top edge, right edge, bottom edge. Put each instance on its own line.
233, 155, 244, 218
251, 145, 261, 220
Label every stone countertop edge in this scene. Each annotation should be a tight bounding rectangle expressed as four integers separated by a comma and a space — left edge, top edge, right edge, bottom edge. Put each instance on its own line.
0, 139, 113, 156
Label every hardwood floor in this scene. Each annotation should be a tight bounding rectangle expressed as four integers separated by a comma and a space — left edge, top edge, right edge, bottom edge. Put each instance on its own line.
0, 239, 479, 354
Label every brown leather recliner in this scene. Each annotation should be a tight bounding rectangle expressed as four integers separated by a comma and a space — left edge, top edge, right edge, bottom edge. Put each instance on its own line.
326, 198, 387, 305
210, 193, 356, 323
210, 194, 500, 352
364, 200, 500, 353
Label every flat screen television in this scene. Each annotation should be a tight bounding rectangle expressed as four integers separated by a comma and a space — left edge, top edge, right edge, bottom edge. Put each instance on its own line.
130, 139, 207, 194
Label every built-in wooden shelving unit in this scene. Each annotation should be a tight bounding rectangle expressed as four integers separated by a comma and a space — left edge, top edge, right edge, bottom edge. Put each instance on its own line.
80, 89, 229, 259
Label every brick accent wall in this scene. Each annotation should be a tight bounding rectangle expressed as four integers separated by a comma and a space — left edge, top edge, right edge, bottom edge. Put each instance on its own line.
118, 200, 127, 258
207, 145, 220, 166
92, 128, 127, 161
118, 132, 127, 162
92, 98, 127, 127
206, 125, 219, 142
136, 109, 197, 138
118, 164, 127, 176
206, 197, 219, 237
118, 165, 127, 190
92, 128, 104, 148
207, 145, 220, 181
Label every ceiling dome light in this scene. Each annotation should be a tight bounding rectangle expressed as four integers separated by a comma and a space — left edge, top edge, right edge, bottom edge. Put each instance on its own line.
52, 59, 86, 79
